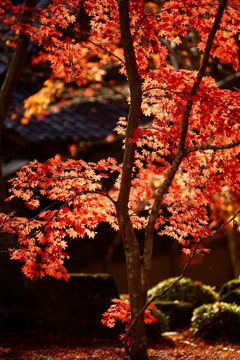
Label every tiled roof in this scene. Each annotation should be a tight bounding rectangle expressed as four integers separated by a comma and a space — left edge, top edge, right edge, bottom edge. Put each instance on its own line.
4, 83, 131, 144
4, 81, 150, 144
5, 100, 129, 143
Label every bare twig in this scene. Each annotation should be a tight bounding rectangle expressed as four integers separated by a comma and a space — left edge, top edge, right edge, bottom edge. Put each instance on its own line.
87, 39, 125, 65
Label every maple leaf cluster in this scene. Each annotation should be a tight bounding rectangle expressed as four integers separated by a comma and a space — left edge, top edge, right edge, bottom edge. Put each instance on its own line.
1, 0, 239, 119
101, 298, 157, 336
1, 0, 239, 81
0, 158, 120, 279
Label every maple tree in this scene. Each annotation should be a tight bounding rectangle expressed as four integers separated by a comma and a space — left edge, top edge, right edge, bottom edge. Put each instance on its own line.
1, 0, 240, 359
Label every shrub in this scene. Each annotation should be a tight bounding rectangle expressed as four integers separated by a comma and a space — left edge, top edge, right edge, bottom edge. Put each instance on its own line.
191, 302, 240, 342
219, 279, 240, 298
148, 277, 218, 307
154, 300, 194, 330
221, 289, 240, 306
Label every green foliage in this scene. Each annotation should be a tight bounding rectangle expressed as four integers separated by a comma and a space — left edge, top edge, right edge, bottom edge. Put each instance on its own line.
221, 289, 240, 306
154, 300, 194, 330
219, 279, 240, 297
145, 306, 169, 338
191, 302, 240, 342
120, 293, 130, 302
148, 277, 218, 307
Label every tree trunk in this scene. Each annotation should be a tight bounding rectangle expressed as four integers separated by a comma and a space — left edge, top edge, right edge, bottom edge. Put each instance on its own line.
0, 0, 37, 215
116, 0, 147, 357
118, 219, 148, 360
0, 1, 38, 252
127, 258, 148, 360
228, 225, 240, 278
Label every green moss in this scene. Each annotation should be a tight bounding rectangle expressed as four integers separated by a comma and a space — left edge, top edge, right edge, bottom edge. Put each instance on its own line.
221, 289, 240, 306
69, 273, 110, 278
148, 277, 218, 307
219, 279, 240, 297
191, 302, 240, 342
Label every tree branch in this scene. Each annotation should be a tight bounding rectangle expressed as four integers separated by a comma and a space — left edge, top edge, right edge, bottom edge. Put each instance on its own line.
185, 140, 240, 154
87, 39, 125, 65
1, 187, 116, 253
216, 71, 240, 88
142, 0, 229, 298
142, 86, 189, 96
142, 85, 240, 106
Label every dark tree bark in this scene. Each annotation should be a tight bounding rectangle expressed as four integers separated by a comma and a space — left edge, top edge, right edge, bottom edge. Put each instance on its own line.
116, 0, 148, 359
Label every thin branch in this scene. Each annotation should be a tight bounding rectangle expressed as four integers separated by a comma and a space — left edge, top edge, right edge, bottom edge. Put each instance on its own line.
186, 140, 240, 154
46, 174, 117, 202
0, 186, 117, 253
123, 209, 240, 350
143, 85, 240, 109
216, 71, 240, 88
142, 86, 189, 96
14, 188, 116, 226
142, 86, 240, 108
81, 78, 127, 99
87, 39, 125, 65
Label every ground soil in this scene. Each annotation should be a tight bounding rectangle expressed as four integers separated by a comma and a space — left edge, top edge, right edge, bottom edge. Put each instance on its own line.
0, 328, 240, 359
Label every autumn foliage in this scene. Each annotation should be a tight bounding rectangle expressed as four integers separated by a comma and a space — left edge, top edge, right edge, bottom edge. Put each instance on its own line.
102, 298, 158, 334
0, 157, 120, 280
1, 0, 240, 359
